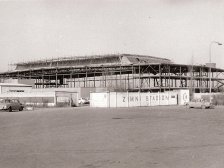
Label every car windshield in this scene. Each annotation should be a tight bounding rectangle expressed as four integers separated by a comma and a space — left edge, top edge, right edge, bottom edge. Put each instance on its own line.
0, 99, 10, 103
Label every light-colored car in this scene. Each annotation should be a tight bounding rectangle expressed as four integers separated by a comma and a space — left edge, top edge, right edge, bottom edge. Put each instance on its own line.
78, 98, 89, 104
187, 99, 214, 109
0, 98, 24, 112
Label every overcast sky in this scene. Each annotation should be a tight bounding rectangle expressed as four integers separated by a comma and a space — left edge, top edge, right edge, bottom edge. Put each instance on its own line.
0, 0, 224, 72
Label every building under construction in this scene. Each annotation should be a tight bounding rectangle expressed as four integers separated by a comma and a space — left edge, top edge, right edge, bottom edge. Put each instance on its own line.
0, 54, 224, 94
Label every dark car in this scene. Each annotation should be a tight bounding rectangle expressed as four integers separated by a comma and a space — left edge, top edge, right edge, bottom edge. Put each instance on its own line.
0, 98, 24, 112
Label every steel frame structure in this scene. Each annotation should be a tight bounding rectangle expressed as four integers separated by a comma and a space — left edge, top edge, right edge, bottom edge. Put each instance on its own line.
0, 63, 224, 93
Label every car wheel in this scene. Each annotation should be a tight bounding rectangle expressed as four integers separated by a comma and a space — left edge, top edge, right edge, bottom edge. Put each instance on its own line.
19, 107, 23, 111
8, 107, 12, 112
201, 105, 206, 109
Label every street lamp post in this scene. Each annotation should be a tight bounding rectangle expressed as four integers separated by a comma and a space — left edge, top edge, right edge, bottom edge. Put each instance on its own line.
209, 41, 222, 102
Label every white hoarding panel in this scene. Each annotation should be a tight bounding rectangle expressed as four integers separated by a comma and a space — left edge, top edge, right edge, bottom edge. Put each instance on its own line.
168, 92, 178, 105
116, 92, 128, 107
90, 92, 108, 107
109, 92, 117, 107
140, 92, 150, 106
127, 92, 140, 107
90, 91, 179, 108
150, 93, 160, 106
159, 93, 169, 105
178, 90, 190, 105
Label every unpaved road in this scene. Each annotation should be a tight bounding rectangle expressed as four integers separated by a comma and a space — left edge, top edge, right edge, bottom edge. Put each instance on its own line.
1, 106, 224, 168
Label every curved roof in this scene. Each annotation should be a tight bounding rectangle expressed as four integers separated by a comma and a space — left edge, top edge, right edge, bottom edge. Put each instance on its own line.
14, 54, 172, 70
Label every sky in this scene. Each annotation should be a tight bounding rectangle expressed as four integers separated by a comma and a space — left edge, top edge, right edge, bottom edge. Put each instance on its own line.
0, 0, 224, 72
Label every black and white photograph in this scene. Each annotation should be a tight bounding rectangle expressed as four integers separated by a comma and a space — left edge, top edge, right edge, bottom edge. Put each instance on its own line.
0, 0, 224, 167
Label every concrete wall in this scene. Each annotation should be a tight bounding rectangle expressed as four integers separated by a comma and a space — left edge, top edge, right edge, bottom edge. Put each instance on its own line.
0, 83, 33, 94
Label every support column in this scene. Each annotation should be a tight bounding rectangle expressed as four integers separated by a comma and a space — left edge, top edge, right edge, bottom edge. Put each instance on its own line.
70, 73, 72, 88
42, 75, 44, 88
132, 65, 134, 89
120, 66, 122, 90
127, 74, 129, 90
85, 68, 88, 87
180, 66, 182, 88
139, 64, 141, 92
159, 64, 161, 92
56, 73, 58, 88
93, 72, 96, 88
169, 65, 171, 91
104, 69, 107, 87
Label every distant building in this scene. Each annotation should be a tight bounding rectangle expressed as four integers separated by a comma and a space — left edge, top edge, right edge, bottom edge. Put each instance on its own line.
0, 83, 32, 94
0, 54, 223, 95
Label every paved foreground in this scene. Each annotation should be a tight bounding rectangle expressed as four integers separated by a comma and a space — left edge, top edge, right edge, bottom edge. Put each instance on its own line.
1, 106, 224, 168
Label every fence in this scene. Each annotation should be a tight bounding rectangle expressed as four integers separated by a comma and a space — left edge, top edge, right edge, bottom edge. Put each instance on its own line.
90, 90, 189, 108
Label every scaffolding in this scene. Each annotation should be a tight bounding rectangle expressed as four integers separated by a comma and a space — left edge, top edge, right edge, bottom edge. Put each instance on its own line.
1, 62, 224, 93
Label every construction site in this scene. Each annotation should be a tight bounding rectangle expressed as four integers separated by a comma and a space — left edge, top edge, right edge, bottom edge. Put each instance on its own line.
0, 54, 224, 95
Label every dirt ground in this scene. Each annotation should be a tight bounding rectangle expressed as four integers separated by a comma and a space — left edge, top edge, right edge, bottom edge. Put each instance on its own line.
1, 106, 224, 168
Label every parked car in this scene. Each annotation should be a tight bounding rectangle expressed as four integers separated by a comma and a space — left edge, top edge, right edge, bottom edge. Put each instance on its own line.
0, 98, 24, 112
78, 98, 89, 104
187, 99, 214, 109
